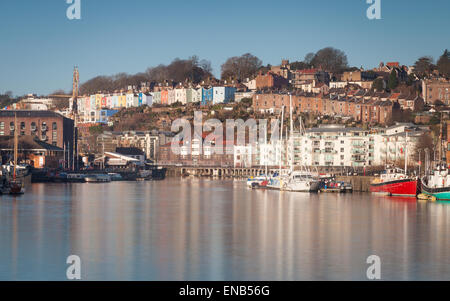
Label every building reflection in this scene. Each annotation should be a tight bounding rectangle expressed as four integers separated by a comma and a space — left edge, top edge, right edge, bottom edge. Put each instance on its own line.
1, 180, 450, 280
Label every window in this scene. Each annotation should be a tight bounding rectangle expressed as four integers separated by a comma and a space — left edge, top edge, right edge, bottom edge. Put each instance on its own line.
52, 122, 57, 130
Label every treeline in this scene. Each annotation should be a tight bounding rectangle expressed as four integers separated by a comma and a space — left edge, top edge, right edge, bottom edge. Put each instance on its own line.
78, 47, 450, 96
413, 49, 450, 78
80, 56, 213, 95
0, 91, 18, 108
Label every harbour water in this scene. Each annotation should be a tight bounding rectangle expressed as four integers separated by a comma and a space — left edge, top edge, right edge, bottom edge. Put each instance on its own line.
1, 178, 450, 281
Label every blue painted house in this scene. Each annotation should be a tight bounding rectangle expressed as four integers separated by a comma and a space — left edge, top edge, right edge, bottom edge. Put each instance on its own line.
201, 87, 214, 106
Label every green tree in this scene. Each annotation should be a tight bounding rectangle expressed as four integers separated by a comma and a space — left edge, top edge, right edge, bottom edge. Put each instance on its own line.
437, 49, 450, 78
372, 78, 384, 91
413, 56, 435, 78
388, 70, 399, 91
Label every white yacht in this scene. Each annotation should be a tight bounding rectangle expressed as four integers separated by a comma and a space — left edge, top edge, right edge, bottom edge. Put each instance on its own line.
282, 171, 320, 192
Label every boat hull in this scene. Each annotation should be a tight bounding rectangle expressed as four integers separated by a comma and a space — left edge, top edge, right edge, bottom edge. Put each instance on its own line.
370, 178, 418, 197
421, 183, 450, 200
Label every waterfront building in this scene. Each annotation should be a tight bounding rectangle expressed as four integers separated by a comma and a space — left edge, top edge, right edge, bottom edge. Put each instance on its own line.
293, 125, 372, 168
0, 135, 64, 168
0, 110, 77, 167
116, 147, 146, 164
259, 142, 284, 167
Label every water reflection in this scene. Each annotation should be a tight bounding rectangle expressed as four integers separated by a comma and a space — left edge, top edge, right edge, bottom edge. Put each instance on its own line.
0, 179, 450, 280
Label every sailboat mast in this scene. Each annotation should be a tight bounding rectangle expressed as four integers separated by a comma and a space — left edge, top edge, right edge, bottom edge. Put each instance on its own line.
264, 123, 268, 176
279, 106, 284, 175
404, 131, 408, 175
289, 94, 294, 172
13, 113, 18, 180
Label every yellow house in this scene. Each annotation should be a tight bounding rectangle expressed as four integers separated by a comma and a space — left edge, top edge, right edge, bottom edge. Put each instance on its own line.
119, 94, 127, 108
95, 94, 102, 109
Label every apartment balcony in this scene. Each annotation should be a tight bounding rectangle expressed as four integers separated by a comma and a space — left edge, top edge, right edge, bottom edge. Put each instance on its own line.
352, 143, 366, 148
323, 149, 337, 154
351, 157, 366, 162
351, 149, 366, 154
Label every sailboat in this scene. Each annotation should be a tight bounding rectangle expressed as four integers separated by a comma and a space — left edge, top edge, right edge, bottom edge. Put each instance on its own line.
8, 113, 24, 195
266, 95, 320, 192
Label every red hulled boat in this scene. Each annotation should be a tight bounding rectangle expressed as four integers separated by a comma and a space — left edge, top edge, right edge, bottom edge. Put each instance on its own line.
370, 167, 418, 197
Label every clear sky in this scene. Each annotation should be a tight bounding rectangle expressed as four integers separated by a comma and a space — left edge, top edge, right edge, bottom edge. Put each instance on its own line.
0, 0, 449, 96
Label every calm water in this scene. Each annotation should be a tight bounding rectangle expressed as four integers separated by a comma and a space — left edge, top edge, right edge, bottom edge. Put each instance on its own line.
1, 178, 450, 281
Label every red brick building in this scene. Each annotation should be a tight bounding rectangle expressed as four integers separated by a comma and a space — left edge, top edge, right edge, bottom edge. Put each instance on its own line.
0, 110, 77, 166
254, 72, 289, 90
252, 91, 398, 125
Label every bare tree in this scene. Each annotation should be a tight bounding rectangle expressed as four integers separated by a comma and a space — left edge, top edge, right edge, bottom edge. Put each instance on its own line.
304, 52, 315, 65
310, 47, 349, 73
221, 53, 263, 81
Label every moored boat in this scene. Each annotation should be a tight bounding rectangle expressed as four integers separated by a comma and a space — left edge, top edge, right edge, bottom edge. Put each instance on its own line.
85, 174, 111, 183
320, 178, 353, 193
421, 164, 450, 201
247, 174, 270, 188
7, 113, 25, 195
108, 173, 123, 181
370, 167, 418, 197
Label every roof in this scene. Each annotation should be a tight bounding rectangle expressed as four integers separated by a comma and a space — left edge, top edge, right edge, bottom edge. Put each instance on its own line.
306, 127, 368, 134
0, 110, 67, 119
115, 147, 145, 156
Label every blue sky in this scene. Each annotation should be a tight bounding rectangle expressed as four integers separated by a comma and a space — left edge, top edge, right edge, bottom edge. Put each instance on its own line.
0, 0, 449, 96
